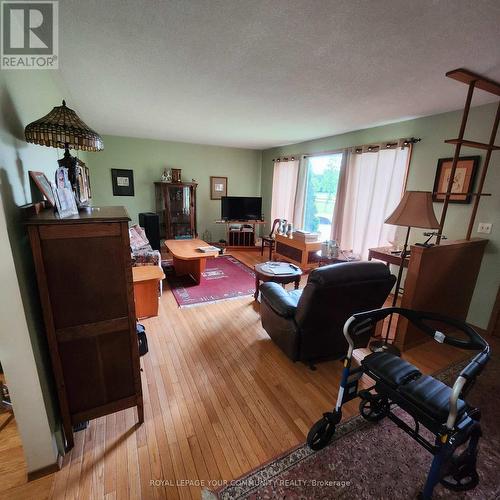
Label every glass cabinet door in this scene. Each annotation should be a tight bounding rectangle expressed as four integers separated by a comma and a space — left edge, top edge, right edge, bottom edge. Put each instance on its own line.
168, 185, 193, 239
155, 182, 197, 240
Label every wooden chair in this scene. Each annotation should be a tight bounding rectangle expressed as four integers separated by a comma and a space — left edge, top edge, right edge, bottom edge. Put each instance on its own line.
261, 218, 284, 260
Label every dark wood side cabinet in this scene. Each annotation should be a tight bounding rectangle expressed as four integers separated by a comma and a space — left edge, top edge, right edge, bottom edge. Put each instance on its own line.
394, 238, 488, 351
155, 182, 197, 239
26, 206, 143, 450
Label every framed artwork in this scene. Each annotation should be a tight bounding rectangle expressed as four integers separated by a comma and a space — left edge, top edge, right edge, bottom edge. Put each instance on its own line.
432, 156, 480, 204
111, 168, 135, 196
210, 176, 228, 200
29, 171, 55, 206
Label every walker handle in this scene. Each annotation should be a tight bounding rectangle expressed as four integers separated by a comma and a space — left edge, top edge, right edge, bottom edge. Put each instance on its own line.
348, 307, 487, 352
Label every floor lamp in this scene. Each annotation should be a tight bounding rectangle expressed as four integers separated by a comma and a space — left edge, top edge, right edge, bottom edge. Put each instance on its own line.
369, 191, 440, 355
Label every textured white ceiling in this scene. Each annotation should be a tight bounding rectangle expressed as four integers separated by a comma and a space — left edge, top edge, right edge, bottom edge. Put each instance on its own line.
57, 0, 500, 149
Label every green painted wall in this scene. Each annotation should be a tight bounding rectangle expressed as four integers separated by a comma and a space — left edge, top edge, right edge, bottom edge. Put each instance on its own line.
88, 135, 262, 242
261, 103, 500, 329
0, 71, 65, 467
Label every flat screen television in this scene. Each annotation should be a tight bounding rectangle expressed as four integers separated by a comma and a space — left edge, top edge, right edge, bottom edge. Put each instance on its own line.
221, 196, 262, 221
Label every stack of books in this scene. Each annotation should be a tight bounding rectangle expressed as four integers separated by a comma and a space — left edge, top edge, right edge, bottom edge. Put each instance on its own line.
293, 230, 319, 242
197, 246, 220, 253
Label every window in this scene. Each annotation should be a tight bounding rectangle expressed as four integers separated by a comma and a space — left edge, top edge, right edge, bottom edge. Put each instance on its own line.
303, 153, 343, 240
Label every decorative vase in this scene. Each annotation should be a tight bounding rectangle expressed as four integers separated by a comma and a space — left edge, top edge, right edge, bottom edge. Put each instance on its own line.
329, 240, 340, 258
286, 224, 293, 237
161, 168, 172, 182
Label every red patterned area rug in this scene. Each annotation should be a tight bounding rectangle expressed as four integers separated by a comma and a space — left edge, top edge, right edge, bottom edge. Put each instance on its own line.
203, 353, 500, 499
166, 255, 255, 307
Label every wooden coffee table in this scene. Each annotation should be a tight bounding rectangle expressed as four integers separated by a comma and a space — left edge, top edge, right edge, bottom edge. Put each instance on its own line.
165, 239, 219, 284
254, 262, 302, 300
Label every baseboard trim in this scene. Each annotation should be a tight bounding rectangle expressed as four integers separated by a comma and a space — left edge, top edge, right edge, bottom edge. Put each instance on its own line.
27, 453, 63, 482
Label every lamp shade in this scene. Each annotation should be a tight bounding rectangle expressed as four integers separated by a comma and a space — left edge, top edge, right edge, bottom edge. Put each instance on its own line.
385, 191, 439, 229
25, 100, 103, 152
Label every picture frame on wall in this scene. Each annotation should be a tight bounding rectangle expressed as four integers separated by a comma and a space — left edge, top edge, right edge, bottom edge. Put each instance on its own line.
432, 156, 480, 204
29, 171, 55, 207
210, 176, 228, 200
111, 168, 135, 196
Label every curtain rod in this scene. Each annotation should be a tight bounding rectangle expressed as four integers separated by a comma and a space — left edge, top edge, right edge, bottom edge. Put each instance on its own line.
272, 155, 299, 162
350, 137, 421, 154
272, 137, 421, 162
272, 148, 345, 162
303, 147, 345, 159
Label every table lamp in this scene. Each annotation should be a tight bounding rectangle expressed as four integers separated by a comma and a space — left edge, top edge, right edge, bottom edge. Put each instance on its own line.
369, 191, 440, 355
25, 100, 103, 193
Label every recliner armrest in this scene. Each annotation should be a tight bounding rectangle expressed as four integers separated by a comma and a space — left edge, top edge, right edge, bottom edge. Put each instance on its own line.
260, 282, 301, 318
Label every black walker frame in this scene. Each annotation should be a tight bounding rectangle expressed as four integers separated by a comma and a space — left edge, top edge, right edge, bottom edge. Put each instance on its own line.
307, 307, 490, 499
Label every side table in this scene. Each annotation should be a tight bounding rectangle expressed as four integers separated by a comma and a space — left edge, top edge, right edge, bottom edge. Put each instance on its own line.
315, 250, 360, 267
254, 262, 302, 300
133, 265, 165, 319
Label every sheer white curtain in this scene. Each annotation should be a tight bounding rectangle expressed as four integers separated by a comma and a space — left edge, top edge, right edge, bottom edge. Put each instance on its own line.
292, 156, 308, 228
339, 147, 409, 259
330, 150, 349, 241
270, 159, 299, 223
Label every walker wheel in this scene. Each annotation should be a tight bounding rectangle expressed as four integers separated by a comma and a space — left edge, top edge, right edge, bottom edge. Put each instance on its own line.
440, 449, 479, 492
440, 469, 479, 492
307, 412, 339, 451
359, 397, 387, 422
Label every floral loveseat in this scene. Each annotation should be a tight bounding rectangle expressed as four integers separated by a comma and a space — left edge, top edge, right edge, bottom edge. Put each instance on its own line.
129, 224, 163, 294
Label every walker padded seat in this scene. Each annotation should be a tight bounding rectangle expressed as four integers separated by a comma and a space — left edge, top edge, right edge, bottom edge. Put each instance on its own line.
362, 352, 421, 388
399, 375, 467, 423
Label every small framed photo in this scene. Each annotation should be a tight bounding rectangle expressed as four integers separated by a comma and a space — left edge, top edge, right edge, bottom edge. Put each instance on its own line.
75, 159, 91, 207
432, 156, 480, 204
210, 176, 228, 200
52, 186, 79, 218
29, 171, 55, 206
111, 169, 135, 196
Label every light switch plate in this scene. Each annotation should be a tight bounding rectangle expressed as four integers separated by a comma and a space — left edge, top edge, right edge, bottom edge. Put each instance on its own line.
477, 222, 492, 234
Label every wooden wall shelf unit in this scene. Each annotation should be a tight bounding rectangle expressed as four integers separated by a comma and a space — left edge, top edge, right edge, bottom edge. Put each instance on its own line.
215, 220, 265, 249
274, 234, 322, 270
394, 238, 488, 352
26, 206, 144, 450
155, 182, 197, 240
438, 68, 500, 242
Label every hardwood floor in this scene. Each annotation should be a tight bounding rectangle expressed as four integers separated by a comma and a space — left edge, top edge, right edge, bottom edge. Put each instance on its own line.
1, 250, 474, 499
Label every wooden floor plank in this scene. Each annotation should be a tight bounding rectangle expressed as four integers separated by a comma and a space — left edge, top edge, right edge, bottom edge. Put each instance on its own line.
124, 409, 141, 500
64, 430, 84, 500
103, 413, 117, 497
90, 414, 106, 500
77, 419, 96, 500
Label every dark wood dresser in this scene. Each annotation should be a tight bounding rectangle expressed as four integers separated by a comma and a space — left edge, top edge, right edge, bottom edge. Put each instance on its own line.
26, 206, 143, 450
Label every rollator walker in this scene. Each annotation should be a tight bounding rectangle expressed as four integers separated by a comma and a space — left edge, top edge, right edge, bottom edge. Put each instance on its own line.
307, 307, 490, 499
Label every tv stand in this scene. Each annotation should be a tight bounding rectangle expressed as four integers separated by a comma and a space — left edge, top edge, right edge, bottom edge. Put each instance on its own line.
215, 220, 266, 249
